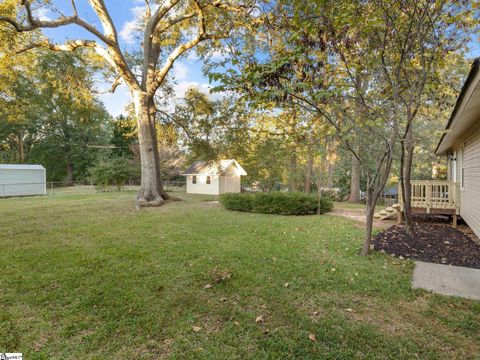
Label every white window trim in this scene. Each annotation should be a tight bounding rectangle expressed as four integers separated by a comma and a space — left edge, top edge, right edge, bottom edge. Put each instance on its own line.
452, 151, 457, 182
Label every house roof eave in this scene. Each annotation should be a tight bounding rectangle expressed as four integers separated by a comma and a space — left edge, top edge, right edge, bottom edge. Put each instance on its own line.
435, 58, 480, 156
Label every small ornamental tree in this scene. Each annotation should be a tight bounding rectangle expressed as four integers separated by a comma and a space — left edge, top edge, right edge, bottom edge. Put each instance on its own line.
89, 156, 137, 191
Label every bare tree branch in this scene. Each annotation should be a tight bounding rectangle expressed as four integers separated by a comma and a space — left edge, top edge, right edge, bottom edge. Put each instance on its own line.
86, 0, 118, 42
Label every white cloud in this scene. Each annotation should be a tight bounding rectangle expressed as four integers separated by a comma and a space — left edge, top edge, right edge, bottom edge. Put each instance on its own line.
210, 50, 225, 61
120, 6, 147, 45
33, 8, 52, 21
172, 62, 189, 81
186, 51, 199, 62
98, 84, 132, 117
173, 81, 212, 99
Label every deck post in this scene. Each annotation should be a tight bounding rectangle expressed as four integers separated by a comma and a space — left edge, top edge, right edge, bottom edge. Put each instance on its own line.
452, 214, 457, 228
397, 210, 404, 224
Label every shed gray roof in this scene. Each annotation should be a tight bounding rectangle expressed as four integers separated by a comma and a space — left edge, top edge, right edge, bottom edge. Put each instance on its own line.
182, 160, 246, 175
0, 164, 45, 170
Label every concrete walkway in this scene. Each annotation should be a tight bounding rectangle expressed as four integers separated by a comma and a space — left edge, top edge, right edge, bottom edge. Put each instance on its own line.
412, 261, 480, 301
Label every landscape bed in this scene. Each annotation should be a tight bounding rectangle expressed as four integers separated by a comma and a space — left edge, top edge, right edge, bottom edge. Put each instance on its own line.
373, 223, 480, 269
0, 191, 479, 359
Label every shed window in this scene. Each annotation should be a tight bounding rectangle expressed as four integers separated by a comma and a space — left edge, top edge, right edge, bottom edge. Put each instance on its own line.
206, 176, 211, 184
192, 175, 197, 184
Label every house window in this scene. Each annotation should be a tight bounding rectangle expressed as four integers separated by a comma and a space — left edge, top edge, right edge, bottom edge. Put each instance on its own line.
192, 175, 197, 184
206, 176, 211, 184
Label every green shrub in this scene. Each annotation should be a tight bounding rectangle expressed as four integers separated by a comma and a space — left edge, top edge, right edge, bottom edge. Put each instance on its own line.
219, 192, 333, 215
89, 157, 136, 191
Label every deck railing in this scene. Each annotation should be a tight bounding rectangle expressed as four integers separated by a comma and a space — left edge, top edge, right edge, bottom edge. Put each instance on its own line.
398, 180, 460, 214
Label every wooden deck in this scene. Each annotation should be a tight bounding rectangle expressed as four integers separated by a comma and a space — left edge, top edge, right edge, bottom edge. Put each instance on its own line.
398, 180, 460, 226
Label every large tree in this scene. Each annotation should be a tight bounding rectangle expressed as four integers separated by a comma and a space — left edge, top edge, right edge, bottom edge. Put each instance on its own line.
34, 52, 111, 183
212, 0, 476, 255
369, 0, 475, 235
0, 50, 111, 181
0, 0, 255, 207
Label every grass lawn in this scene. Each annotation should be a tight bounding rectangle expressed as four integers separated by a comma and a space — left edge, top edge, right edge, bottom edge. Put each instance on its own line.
0, 191, 479, 359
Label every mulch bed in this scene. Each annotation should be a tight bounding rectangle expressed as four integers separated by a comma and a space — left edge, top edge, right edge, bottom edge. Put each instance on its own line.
373, 223, 480, 269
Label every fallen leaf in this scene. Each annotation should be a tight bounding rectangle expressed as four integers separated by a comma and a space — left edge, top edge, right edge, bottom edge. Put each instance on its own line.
192, 326, 202, 332
345, 308, 354, 313
308, 333, 317, 342
255, 315, 264, 324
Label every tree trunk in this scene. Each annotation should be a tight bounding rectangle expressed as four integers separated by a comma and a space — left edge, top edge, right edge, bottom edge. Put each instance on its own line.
316, 164, 323, 215
290, 150, 298, 192
66, 161, 74, 186
133, 91, 167, 207
327, 161, 334, 188
361, 190, 376, 256
18, 133, 25, 163
325, 140, 335, 188
400, 125, 415, 235
348, 154, 361, 203
305, 152, 313, 193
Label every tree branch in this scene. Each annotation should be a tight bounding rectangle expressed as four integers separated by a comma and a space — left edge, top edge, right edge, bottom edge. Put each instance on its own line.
142, 0, 181, 87
86, 0, 118, 42
0, 2, 141, 91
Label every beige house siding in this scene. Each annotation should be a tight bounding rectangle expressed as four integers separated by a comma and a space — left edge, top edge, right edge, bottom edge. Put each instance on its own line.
450, 121, 480, 238
186, 175, 220, 195
447, 157, 452, 181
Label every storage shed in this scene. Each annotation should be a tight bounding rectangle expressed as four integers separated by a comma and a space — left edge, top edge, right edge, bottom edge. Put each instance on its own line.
182, 160, 247, 195
0, 164, 46, 197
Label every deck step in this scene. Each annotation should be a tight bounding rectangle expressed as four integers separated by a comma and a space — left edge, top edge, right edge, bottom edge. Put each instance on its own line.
375, 206, 399, 221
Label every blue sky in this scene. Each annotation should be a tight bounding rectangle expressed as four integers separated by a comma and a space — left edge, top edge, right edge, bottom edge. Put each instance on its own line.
36, 0, 217, 117
35, 1, 480, 117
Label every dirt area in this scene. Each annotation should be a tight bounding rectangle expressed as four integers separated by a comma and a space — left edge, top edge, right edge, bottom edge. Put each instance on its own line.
331, 207, 393, 229
373, 222, 480, 269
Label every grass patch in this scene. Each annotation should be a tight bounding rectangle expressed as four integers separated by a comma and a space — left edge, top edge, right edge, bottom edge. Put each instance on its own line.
0, 191, 478, 359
